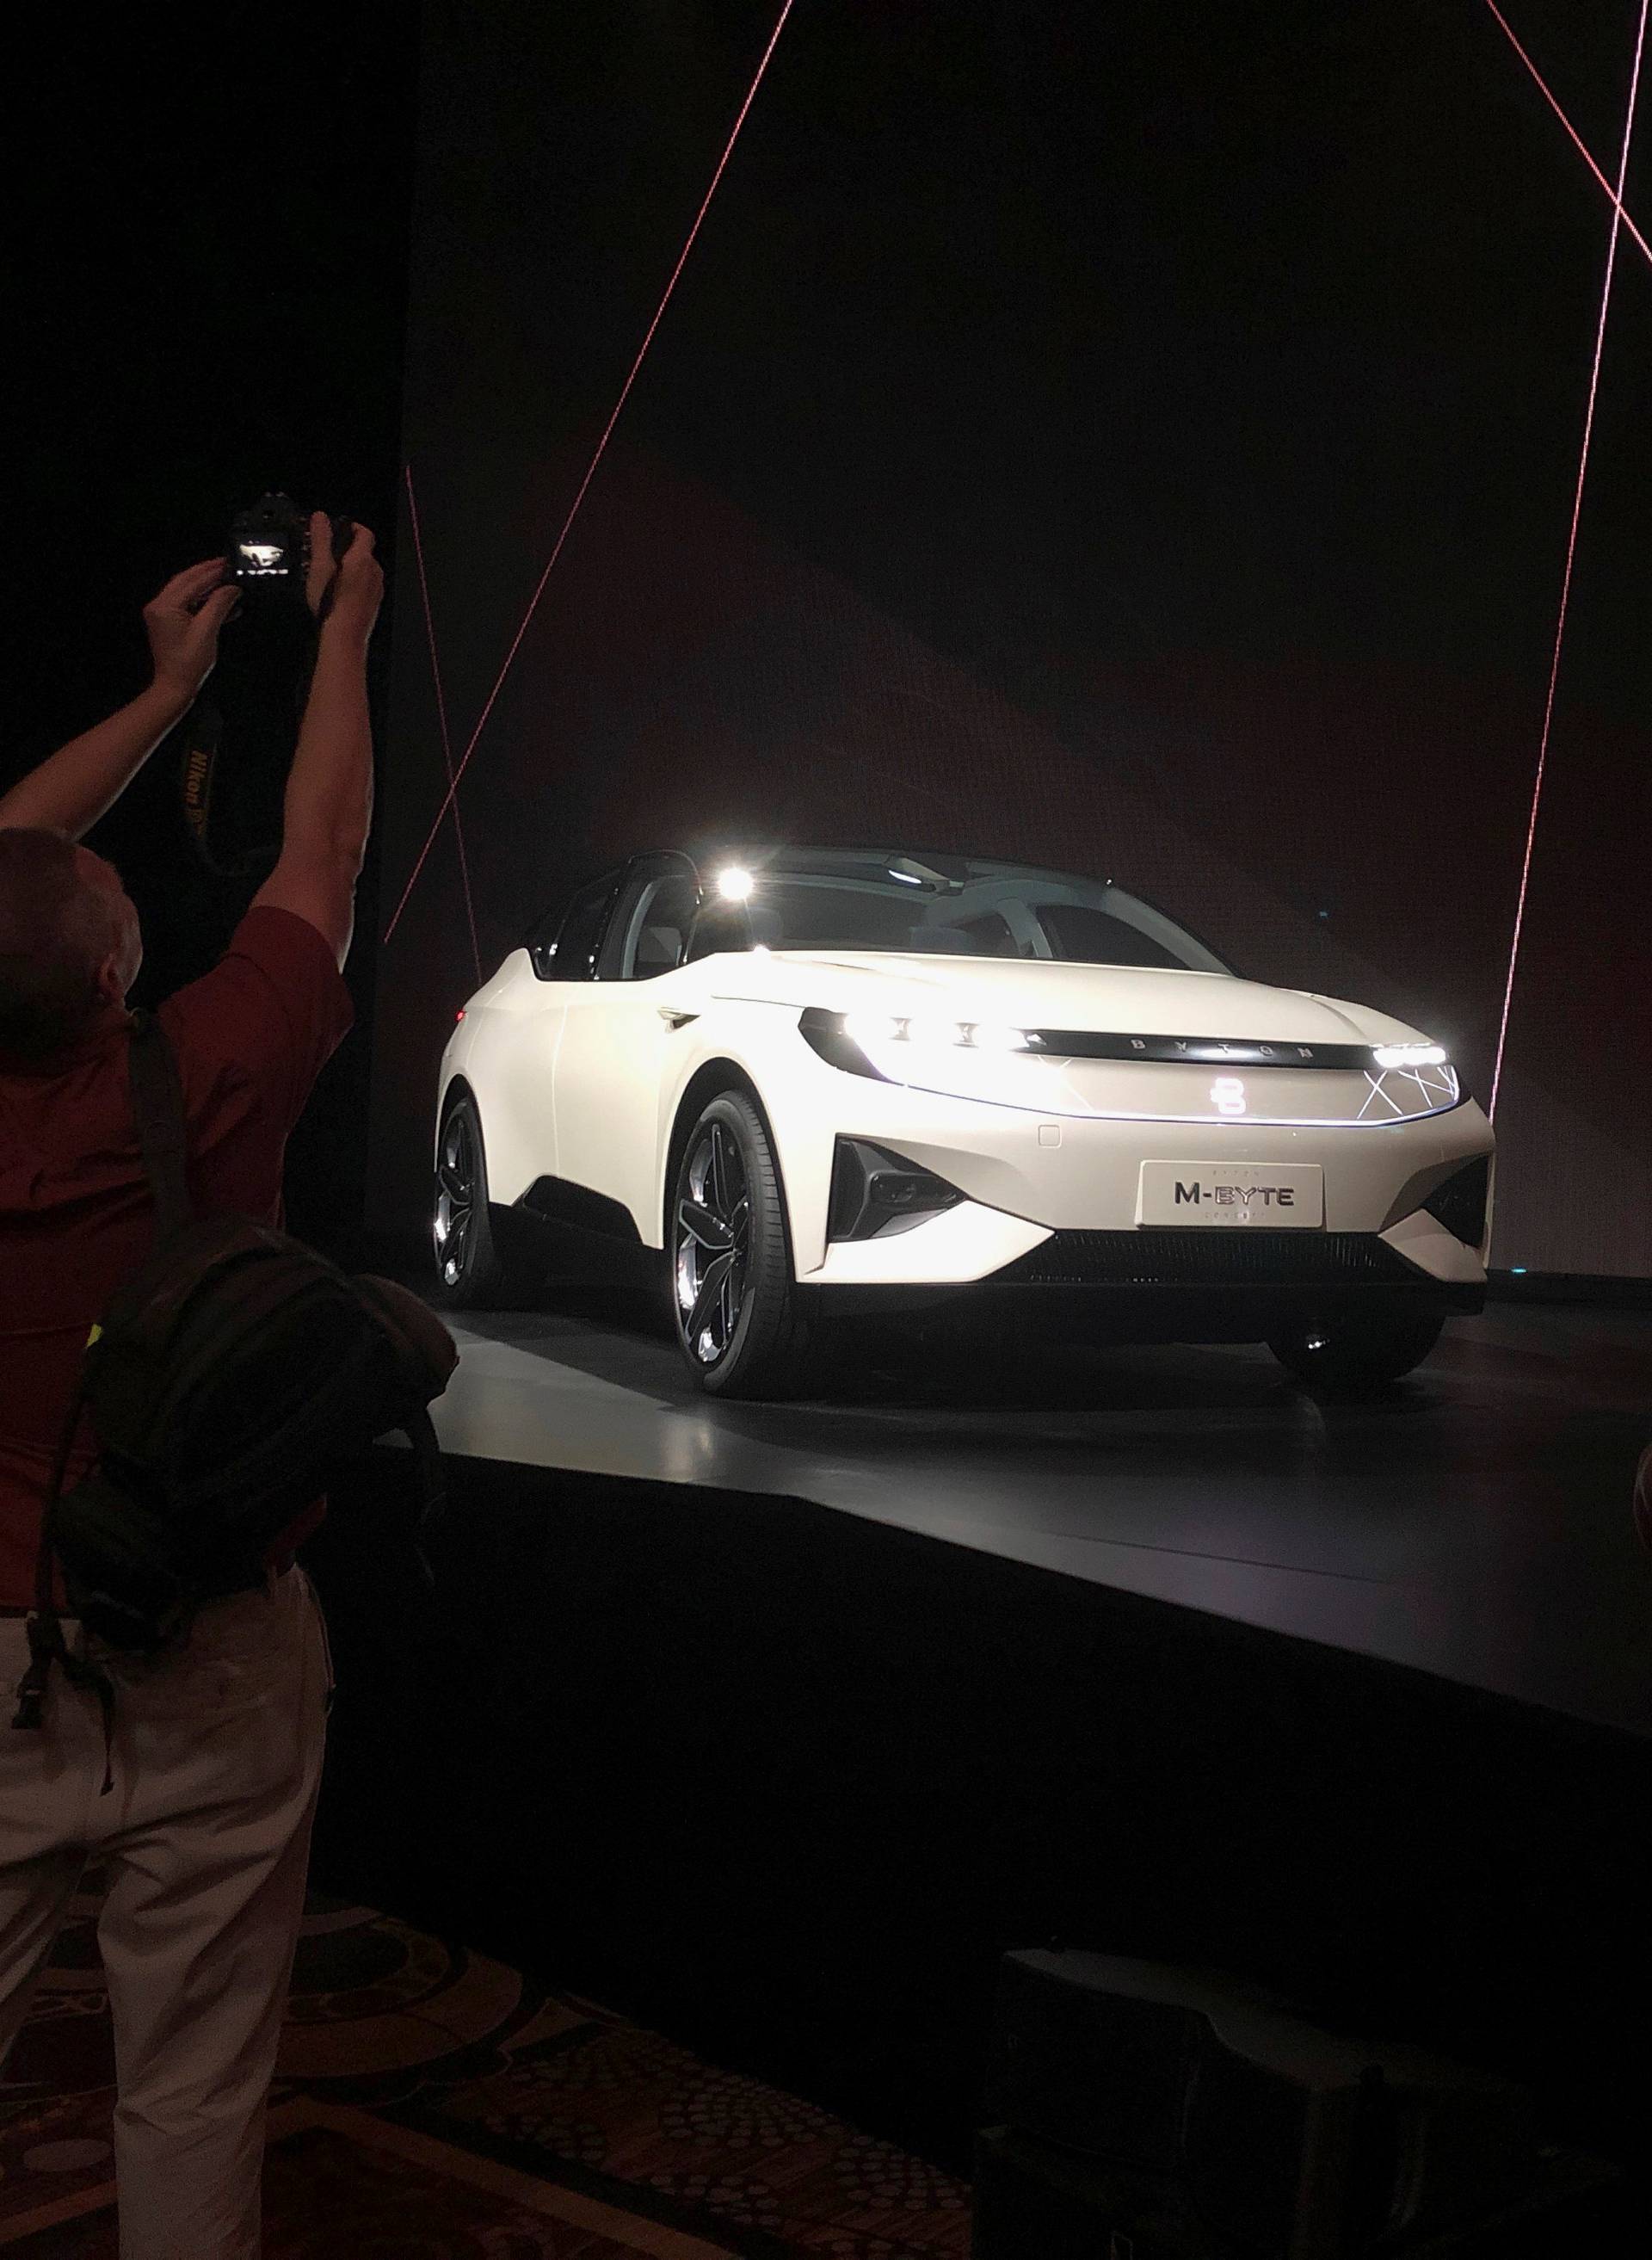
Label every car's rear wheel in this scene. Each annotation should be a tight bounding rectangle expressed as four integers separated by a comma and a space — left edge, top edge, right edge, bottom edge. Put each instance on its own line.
672, 1092, 807, 1397
432, 1092, 517, 1308
1268, 1306, 1445, 1393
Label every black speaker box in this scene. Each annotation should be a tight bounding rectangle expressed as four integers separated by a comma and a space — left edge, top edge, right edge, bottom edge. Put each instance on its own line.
973, 2124, 1244, 2258
972, 2124, 1624, 2260
984, 1954, 1545, 2258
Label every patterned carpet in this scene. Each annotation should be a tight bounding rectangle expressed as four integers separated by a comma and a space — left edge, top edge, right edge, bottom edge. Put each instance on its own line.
0, 1880, 972, 2257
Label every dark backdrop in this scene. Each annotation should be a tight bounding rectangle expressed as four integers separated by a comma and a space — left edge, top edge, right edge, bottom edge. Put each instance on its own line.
373, 0, 1650, 1277
3, 0, 418, 1251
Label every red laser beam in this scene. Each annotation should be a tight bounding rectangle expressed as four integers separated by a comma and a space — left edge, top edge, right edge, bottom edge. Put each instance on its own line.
403, 460, 483, 985
1489, 0, 1649, 1122
1483, 2, 1652, 270
383, 0, 799, 947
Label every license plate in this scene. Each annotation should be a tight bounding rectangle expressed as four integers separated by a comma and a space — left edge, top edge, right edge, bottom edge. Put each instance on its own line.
1137, 1161, 1324, 1228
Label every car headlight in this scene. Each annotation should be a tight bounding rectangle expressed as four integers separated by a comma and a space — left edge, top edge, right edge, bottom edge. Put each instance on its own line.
1371, 1041, 1449, 1070
836, 1010, 1037, 1058
801, 1007, 1041, 1092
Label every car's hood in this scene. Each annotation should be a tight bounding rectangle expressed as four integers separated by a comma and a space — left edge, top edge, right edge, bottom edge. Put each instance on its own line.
710, 951, 1431, 1047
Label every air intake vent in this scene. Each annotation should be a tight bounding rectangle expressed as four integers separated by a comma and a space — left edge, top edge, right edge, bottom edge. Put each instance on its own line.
829, 1139, 963, 1241
1422, 1157, 1489, 1248
995, 1232, 1419, 1287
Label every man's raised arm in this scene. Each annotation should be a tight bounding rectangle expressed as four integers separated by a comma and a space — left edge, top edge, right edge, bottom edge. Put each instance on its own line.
250, 516, 385, 968
0, 562, 238, 838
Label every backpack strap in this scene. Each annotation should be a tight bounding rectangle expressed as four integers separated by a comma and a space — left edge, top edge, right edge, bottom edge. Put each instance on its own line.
11, 1376, 117, 1794
402, 1405, 446, 1592
126, 1012, 194, 1242
9, 1016, 191, 1782
13, 1374, 87, 1712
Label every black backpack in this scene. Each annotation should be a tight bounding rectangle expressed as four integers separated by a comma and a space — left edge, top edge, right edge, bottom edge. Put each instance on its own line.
11, 1012, 458, 1767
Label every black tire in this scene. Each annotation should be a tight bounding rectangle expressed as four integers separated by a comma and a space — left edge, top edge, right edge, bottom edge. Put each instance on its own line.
431, 1092, 516, 1308
1268, 1306, 1446, 1393
670, 1092, 809, 1398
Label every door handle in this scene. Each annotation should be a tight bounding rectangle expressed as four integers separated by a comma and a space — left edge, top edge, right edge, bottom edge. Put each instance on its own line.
658, 1007, 699, 1029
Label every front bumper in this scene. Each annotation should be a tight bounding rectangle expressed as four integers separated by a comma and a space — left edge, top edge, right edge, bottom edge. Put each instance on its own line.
807, 1184, 1492, 1341
771, 1047, 1493, 1320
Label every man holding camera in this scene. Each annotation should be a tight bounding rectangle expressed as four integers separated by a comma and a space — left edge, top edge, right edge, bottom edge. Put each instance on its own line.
0, 517, 381, 2258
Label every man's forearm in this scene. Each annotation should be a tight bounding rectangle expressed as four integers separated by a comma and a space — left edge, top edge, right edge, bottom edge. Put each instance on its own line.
0, 682, 192, 838
282, 621, 374, 867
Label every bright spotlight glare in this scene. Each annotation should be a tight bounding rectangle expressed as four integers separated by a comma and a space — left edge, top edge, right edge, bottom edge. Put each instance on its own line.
717, 866, 754, 901
903, 1016, 963, 1050
1372, 1041, 1448, 1070
966, 1022, 1032, 1053
842, 1011, 904, 1051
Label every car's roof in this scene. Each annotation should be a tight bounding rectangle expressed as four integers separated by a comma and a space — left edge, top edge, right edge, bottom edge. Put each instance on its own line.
676, 844, 1119, 889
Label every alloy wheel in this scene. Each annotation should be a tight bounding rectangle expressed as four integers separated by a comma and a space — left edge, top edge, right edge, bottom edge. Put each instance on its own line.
435, 1108, 477, 1287
675, 1120, 752, 1365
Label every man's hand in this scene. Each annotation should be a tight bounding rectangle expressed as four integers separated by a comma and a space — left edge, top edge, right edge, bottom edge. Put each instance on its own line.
305, 515, 384, 646
0, 557, 241, 838
144, 559, 240, 707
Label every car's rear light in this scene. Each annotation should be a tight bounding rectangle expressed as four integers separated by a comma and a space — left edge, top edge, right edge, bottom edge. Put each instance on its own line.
455, 1008, 465, 1022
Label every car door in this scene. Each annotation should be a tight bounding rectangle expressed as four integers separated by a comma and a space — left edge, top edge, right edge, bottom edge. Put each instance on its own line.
486, 871, 619, 1200
552, 854, 703, 1244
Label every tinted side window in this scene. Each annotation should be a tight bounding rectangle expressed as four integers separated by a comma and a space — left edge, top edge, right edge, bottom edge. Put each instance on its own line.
530, 878, 618, 980
1039, 902, 1190, 971
596, 868, 703, 980
626, 875, 700, 979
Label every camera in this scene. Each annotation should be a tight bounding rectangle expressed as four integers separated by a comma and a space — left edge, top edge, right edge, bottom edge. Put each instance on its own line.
225, 492, 354, 596
184, 493, 355, 874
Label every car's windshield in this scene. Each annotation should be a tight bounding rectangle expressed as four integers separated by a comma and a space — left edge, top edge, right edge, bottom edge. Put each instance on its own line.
690, 849, 1230, 974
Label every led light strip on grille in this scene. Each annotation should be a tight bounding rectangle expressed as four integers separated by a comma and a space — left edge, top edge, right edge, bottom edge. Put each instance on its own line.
1022, 1032, 1380, 1068
798, 1010, 1461, 1123
802, 1010, 1447, 1074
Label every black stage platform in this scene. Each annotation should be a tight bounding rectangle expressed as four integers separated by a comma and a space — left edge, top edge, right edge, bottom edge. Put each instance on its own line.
420, 1298, 1652, 1736
312, 1294, 1652, 2205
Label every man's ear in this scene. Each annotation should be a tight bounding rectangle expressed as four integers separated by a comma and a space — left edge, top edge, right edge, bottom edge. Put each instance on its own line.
93, 949, 128, 1009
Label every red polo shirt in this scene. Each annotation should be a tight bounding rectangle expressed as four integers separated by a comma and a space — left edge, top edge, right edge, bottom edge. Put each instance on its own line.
0, 905, 354, 1609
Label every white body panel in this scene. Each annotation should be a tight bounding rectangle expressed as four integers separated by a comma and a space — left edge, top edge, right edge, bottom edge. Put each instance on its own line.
552, 975, 681, 1239
438, 940, 1494, 1299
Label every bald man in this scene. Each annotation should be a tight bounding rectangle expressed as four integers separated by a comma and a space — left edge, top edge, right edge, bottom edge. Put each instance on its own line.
0, 518, 381, 2260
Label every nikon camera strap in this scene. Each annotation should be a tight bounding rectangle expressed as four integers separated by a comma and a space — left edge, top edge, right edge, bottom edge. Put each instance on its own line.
178, 698, 258, 877
178, 621, 319, 878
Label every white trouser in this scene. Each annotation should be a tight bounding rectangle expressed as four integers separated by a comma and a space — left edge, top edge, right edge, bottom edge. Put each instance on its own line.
0, 1567, 330, 2260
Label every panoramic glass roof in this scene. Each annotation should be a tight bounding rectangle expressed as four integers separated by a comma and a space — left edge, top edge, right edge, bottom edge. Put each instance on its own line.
682, 847, 1233, 973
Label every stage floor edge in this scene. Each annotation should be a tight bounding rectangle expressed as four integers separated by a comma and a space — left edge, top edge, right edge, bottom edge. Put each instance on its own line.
406, 1296, 1652, 1738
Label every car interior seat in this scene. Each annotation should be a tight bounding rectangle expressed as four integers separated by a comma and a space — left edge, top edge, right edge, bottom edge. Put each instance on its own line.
633, 923, 686, 977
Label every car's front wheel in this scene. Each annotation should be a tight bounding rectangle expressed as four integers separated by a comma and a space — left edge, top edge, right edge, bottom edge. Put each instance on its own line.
672, 1092, 807, 1397
432, 1091, 519, 1308
1268, 1306, 1445, 1393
